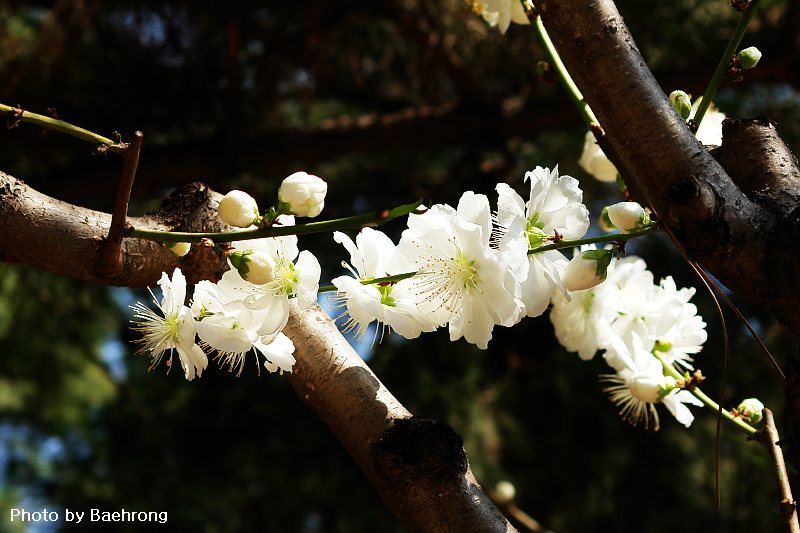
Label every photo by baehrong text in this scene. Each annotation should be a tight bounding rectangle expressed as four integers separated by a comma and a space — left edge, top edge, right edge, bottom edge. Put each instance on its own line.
9, 508, 168, 524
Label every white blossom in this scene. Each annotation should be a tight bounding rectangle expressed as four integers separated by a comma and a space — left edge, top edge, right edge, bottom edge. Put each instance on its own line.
220, 217, 321, 340
395, 192, 522, 349
480, 0, 530, 34
130, 268, 208, 381
495, 166, 590, 317
578, 131, 618, 183
331, 228, 435, 340
690, 98, 726, 146
257, 333, 296, 374
602, 333, 702, 430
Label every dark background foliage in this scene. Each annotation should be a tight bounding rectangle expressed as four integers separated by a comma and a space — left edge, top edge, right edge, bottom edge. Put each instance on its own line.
1, 1, 798, 531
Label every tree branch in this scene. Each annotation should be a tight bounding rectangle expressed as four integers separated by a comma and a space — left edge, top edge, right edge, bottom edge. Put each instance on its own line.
283, 303, 516, 532
0, 169, 516, 532
754, 408, 800, 533
533, 0, 800, 335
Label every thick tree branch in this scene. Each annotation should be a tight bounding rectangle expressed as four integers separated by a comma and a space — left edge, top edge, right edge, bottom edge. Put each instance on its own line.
533, 0, 800, 335
283, 304, 515, 532
0, 170, 516, 532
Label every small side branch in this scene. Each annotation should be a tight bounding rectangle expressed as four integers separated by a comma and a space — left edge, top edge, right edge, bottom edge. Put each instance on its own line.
98, 131, 144, 276
0, 102, 127, 154
754, 408, 799, 533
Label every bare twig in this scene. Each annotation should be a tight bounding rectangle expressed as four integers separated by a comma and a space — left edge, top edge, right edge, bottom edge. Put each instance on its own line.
0, 102, 127, 153
754, 408, 799, 533
97, 131, 143, 276
493, 502, 552, 533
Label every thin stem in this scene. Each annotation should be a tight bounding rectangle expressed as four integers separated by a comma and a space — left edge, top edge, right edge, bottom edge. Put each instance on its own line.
128, 200, 425, 244
318, 271, 418, 293
533, 16, 598, 127
99, 131, 144, 275
693, 0, 762, 127
0, 102, 127, 154
755, 409, 800, 533
654, 352, 756, 435
528, 225, 659, 255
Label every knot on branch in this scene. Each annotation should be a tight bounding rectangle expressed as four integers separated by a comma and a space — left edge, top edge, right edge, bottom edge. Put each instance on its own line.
376, 417, 468, 481
666, 177, 717, 228
145, 182, 229, 284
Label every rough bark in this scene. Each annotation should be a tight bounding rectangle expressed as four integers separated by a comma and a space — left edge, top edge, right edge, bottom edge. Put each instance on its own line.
0, 170, 516, 533
284, 303, 514, 532
534, 0, 800, 467
0, 172, 227, 286
534, 0, 800, 335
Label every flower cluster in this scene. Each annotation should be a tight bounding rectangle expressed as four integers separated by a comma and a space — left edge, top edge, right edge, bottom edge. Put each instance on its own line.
130, 165, 715, 432
329, 166, 589, 349
550, 253, 707, 429
131, 173, 325, 380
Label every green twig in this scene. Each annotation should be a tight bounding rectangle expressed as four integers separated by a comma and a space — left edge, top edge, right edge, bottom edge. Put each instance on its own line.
693, 0, 762, 127
318, 271, 418, 293
0, 102, 127, 154
533, 16, 598, 127
655, 352, 756, 435
128, 200, 425, 244
528, 225, 660, 255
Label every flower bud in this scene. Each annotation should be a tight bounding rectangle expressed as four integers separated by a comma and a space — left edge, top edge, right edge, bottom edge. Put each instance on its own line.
599, 206, 615, 232
563, 249, 612, 292
607, 201, 650, 232
736, 47, 762, 70
736, 398, 764, 424
278, 171, 327, 218
167, 242, 191, 257
230, 250, 275, 285
493, 481, 516, 505
578, 131, 618, 183
669, 90, 692, 120
219, 190, 260, 228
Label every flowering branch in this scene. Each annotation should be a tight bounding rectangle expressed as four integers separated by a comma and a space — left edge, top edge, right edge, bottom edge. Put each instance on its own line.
0, 102, 128, 154
318, 271, 417, 294
0, 170, 516, 531
531, 15, 598, 128
126, 200, 425, 244
654, 351, 756, 436
529, 225, 659, 255
693, 0, 763, 127
316, 224, 659, 294
533, 0, 800, 336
